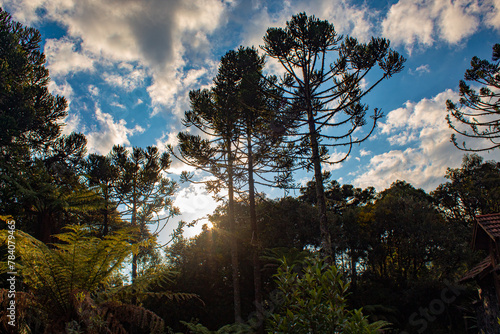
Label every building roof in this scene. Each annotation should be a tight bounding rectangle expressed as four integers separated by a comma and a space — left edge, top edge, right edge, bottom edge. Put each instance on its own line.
460, 255, 493, 282
476, 213, 500, 239
472, 213, 500, 251
461, 213, 500, 282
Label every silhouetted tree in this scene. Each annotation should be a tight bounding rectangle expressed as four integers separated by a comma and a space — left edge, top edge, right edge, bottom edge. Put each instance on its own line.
262, 13, 405, 256
111, 145, 178, 282
433, 154, 500, 223
0, 9, 91, 242
447, 43, 500, 151
172, 52, 246, 321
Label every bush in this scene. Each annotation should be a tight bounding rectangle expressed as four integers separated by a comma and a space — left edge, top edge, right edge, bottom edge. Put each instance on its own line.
267, 256, 388, 333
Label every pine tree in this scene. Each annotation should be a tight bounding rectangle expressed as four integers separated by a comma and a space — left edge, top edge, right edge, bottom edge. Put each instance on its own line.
0, 8, 91, 243
446, 43, 500, 151
111, 145, 178, 282
173, 76, 244, 322
262, 12, 405, 256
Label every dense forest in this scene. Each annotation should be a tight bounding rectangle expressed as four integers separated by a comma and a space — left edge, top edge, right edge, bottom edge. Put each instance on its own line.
1, 7, 499, 334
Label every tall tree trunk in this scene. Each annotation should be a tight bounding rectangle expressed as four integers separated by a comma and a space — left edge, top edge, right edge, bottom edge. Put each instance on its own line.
131, 175, 138, 283
351, 251, 357, 292
247, 133, 263, 331
306, 106, 332, 258
103, 186, 109, 236
37, 211, 54, 244
303, 64, 332, 259
227, 142, 242, 323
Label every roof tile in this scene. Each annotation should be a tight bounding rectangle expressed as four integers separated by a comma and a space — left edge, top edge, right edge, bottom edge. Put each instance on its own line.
476, 213, 500, 239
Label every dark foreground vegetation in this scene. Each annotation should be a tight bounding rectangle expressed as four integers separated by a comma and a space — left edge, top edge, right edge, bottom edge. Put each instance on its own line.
1, 6, 499, 334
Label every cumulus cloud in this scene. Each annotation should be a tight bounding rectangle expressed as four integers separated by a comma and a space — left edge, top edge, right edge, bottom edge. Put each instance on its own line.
86, 107, 145, 154
4, 0, 228, 115
323, 150, 351, 171
88, 85, 99, 97
240, 0, 376, 53
103, 65, 146, 92
410, 64, 431, 75
485, 0, 500, 30
381, 0, 491, 52
359, 149, 371, 157
61, 113, 81, 135
354, 89, 497, 192
154, 130, 197, 175
170, 180, 222, 237
48, 80, 74, 102
147, 65, 215, 116
44, 38, 94, 77
174, 182, 218, 215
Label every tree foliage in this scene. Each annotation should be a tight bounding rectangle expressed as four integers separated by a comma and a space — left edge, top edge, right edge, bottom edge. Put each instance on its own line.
0, 225, 166, 333
268, 257, 388, 333
447, 42, 500, 151
0, 7, 496, 334
173, 49, 248, 322
359, 181, 450, 286
0, 8, 67, 154
110, 145, 178, 281
0, 8, 91, 244
262, 12, 405, 255
433, 153, 500, 224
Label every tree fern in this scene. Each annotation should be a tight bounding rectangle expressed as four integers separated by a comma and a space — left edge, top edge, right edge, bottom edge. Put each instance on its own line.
0, 224, 183, 332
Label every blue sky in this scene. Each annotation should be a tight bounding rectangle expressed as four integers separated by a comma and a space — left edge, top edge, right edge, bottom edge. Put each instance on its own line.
2, 0, 499, 238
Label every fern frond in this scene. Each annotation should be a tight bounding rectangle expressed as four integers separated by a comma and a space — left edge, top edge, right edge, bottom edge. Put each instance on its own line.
0, 225, 134, 318
0, 289, 43, 333
101, 263, 200, 305
102, 301, 165, 334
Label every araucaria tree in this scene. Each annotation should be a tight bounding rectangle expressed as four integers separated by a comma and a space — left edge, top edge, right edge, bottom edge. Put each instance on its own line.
172, 51, 245, 322
173, 47, 293, 324
111, 145, 178, 282
230, 47, 294, 327
446, 42, 500, 151
0, 8, 92, 243
262, 13, 405, 256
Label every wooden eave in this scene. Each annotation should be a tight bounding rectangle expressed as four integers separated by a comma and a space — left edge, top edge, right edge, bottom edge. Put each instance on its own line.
472, 213, 500, 251
460, 255, 493, 283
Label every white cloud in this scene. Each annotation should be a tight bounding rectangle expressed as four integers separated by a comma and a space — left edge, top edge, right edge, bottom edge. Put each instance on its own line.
410, 64, 431, 75
323, 150, 350, 171
314, 0, 377, 42
147, 64, 214, 116
61, 113, 81, 135
484, 0, 500, 30
86, 107, 145, 154
5, 0, 228, 116
110, 102, 126, 109
103, 66, 146, 92
155, 130, 197, 175
381, 0, 435, 50
156, 131, 179, 150
170, 180, 222, 238
44, 38, 94, 76
354, 89, 497, 192
88, 85, 99, 96
382, 0, 483, 52
174, 182, 218, 215
48, 80, 74, 102
240, 0, 376, 55
380, 89, 456, 139
435, 0, 480, 44
359, 149, 371, 157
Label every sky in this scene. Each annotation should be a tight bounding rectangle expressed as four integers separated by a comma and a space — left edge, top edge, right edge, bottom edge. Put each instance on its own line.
2, 0, 499, 240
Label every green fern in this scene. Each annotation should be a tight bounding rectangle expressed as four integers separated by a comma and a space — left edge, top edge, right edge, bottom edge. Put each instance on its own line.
0, 225, 171, 333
